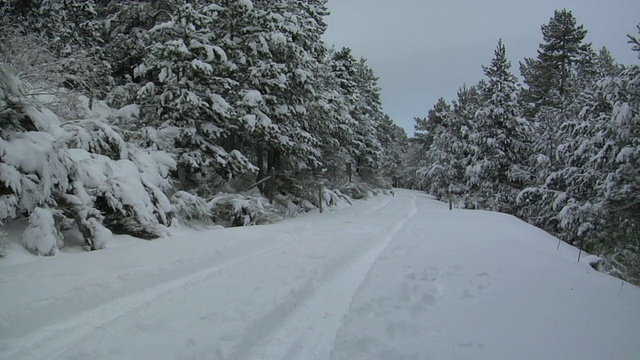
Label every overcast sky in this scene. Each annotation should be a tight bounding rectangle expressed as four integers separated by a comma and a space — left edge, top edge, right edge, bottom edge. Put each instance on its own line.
322, 0, 640, 136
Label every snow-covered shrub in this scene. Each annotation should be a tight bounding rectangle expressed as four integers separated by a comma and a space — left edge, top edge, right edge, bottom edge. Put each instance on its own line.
22, 207, 63, 256
171, 191, 211, 222
0, 66, 73, 220
61, 120, 130, 159
339, 182, 379, 200
56, 186, 112, 250
597, 244, 640, 286
1, 64, 176, 251
64, 146, 173, 240
271, 193, 305, 217
207, 193, 283, 227
321, 188, 353, 208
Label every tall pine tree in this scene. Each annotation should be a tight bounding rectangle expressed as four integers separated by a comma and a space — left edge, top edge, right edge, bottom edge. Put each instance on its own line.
520, 9, 591, 112
466, 40, 531, 211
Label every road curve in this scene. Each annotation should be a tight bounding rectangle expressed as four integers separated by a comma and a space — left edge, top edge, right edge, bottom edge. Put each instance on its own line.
0, 190, 418, 360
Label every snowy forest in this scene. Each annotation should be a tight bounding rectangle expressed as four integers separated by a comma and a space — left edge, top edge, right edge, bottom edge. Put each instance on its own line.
1, 3, 639, 286
0, 1, 406, 255
404, 10, 640, 285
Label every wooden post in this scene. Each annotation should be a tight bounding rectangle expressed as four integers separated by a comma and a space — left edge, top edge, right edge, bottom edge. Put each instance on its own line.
319, 186, 323, 213
577, 237, 584, 262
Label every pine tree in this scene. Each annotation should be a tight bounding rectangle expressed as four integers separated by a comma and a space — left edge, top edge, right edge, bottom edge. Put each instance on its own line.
520, 9, 591, 112
134, 1, 254, 193
349, 57, 385, 179
410, 84, 482, 201
211, 0, 334, 198
417, 99, 465, 205
518, 10, 595, 222
467, 40, 531, 211
377, 114, 409, 188
516, 25, 640, 284
329, 48, 385, 181
0, 64, 175, 252
9, 0, 113, 102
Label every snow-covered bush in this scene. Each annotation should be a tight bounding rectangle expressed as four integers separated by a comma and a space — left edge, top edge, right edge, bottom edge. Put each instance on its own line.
1, 64, 176, 251
207, 193, 283, 227
22, 207, 63, 256
339, 182, 379, 200
171, 191, 211, 222
597, 244, 640, 286
271, 193, 308, 217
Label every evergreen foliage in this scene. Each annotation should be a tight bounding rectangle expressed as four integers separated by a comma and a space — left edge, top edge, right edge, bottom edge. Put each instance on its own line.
0, 64, 174, 250
415, 98, 467, 205
520, 9, 591, 112
0, 0, 403, 256
466, 40, 532, 212
408, 10, 640, 284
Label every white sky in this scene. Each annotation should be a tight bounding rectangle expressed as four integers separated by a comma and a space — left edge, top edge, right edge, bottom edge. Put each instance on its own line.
322, 0, 640, 136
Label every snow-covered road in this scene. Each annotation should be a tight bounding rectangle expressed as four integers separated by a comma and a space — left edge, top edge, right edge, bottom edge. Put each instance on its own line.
1, 189, 639, 359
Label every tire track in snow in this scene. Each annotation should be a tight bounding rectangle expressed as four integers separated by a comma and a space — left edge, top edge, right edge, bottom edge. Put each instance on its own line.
3, 239, 298, 360
231, 195, 418, 360
363, 194, 394, 215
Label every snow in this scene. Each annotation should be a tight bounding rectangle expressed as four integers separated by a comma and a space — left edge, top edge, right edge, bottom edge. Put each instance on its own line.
241, 89, 263, 107
115, 104, 141, 120
0, 189, 638, 359
237, 0, 254, 11
1, 132, 57, 175
165, 40, 190, 56
241, 114, 257, 130
209, 93, 232, 116
257, 110, 272, 127
23, 105, 62, 133
149, 21, 176, 33
191, 59, 214, 75
615, 146, 634, 163
270, 32, 287, 45
21, 207, 62, 256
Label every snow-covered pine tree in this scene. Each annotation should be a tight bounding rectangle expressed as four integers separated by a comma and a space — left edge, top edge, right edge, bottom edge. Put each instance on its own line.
517, 11, 603, 239
466, 40, 532, 212
1, 63, 175, 253
328, 47, 366, 163
563, 29, 639, 281
350, 57, 386, 181
416, 99, 463, 206
1, 0, 112, 105
330, 48, 384, 181
134, 1, 255, 194
98, 1, 173, 89
203, 0, 319, 198
309, 50, 356, 186
520, 9, 592, 113
516, 25, 640, 285
247, 0, 329, 186
519, 11, 594, 193
410, 84, 482, 198
376, 114, 409, 188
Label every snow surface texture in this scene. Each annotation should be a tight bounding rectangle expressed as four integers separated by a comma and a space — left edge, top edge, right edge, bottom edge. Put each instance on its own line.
0, 190, 638, 359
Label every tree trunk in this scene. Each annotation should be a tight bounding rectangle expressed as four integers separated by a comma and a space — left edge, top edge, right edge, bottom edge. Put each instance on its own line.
266, 148, 280, 201
257, 147, 265, 194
